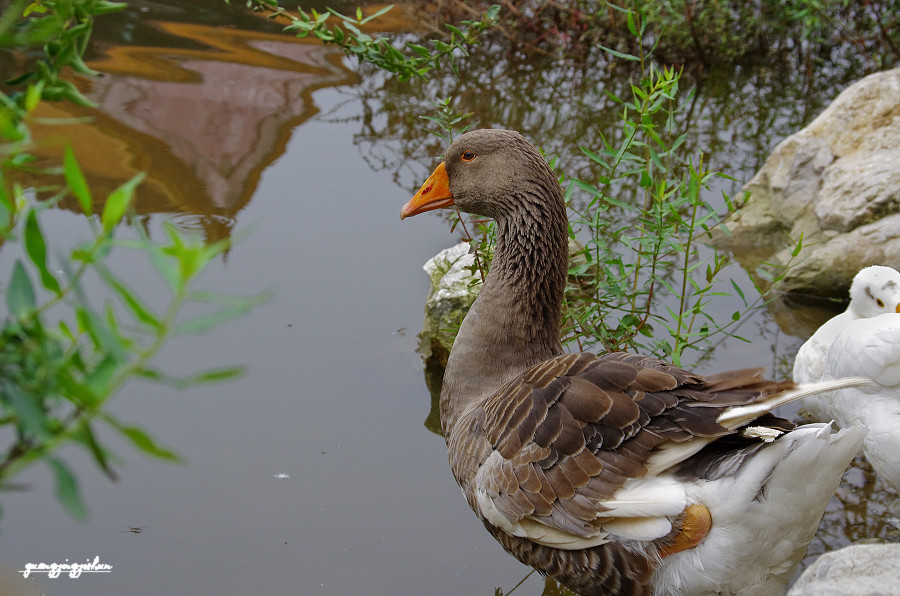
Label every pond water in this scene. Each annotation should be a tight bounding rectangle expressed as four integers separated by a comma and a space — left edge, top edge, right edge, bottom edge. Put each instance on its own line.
1, 2, 897, 595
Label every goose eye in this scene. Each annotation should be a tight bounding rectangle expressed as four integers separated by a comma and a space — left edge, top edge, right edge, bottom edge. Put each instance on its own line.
461, 151, 476, 162
877, 298, 885, 307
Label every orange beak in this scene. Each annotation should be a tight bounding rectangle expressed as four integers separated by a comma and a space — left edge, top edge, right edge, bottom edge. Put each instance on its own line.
400, 162, 454, 219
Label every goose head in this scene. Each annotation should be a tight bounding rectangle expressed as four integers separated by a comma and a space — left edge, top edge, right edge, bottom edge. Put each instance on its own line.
400, 129, 563, 221
848, 265, 900, 317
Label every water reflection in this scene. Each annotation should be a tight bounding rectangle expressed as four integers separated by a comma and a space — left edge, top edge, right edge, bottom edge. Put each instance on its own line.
19, 0, 359, 243
494, 569, 573, 596
344, 23, 873, 202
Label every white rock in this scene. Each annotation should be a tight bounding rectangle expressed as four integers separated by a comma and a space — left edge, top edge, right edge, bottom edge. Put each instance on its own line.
422, 242, 479, 304
417, 243, 481, 365
788, 543, 900, 596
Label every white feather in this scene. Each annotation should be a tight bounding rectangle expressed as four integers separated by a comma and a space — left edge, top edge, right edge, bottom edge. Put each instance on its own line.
741, 426, 783, 442
517, 518, 610, 550
600, 516, 673, 541
716, 376, 871, 429
643, 438, 715, 477
596, 475, 687, 518
826, 314, 900, 385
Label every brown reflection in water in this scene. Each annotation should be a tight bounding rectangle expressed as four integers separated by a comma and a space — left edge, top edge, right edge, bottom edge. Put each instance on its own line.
27, 18, 358, 242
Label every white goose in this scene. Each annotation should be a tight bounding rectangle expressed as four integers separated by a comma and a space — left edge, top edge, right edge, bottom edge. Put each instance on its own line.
402, 129, 869, 596
794, 265, 900, 492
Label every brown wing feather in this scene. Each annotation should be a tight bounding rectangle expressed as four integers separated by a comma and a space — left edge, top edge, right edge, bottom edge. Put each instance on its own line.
485, 520, 654, 596
455, 351, 796, 539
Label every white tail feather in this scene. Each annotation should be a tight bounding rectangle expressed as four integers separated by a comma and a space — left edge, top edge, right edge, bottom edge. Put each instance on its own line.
601, 516, 673, 541
597, 475, 687, 518
716, 376, 873, 429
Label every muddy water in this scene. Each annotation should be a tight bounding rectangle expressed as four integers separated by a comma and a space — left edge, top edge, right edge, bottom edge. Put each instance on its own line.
0, 2, 896, 595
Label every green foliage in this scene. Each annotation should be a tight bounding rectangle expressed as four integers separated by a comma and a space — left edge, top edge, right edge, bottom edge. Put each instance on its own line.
630, 0, 899, 67
0, 163, 265, 519
430, 0, 897, 70
1, 0, 126, 106
0, 1, 263, 521
238, 1, 500, 81
562, 9, 802, 365
421, 97, 474, 145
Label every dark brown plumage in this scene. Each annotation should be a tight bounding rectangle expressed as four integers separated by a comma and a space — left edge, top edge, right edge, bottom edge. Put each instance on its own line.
400, 129, 866, 596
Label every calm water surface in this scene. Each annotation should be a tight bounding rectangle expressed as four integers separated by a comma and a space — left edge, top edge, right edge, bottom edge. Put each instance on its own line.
1, 2, 896, 595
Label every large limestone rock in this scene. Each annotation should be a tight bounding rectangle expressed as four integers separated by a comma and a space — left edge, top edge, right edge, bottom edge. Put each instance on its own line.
716, 67, 900, 298
788, 543, 900, 596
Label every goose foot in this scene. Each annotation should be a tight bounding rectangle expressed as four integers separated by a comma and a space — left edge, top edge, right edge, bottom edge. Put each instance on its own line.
659, 503, 712, 557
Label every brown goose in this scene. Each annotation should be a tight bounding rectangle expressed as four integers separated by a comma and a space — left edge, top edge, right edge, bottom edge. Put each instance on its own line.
401, 129, 867, 596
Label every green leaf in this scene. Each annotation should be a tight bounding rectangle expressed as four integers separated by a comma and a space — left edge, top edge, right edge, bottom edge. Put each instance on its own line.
111, 422, 180, 461
4, 382, 50, 439
0, 185, 12, 230
359, 3, 393, 24
75, 304, 125, 359
98, 267, 160, 328
101, 173, 145, 233
7, 261, 36, 317
25, 81, 44, 112
181, 366, 244, 385
146, 244, 179, 292
405, 42, 431, 57
639, 170, 652, 188
174, 293, 269, 335
791, 232, 804, 257
52, 78, 94, 107
134, 366, 167, 383
24, 210, 62, 294
579, 146, 612, 170
73, 424, 118, 481
94, 1, 128, 15
48, 458, 88, 520
85, 353, 120, 398
63, 146, 93, 215
127, 364, 244, 389
626, 10, 638, 36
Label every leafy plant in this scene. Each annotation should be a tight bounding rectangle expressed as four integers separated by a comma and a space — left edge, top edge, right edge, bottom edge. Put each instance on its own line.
0, 161, 264, 519
236, 1, 501, 81
1, 0, 126, 106
561, 7, 803, 365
